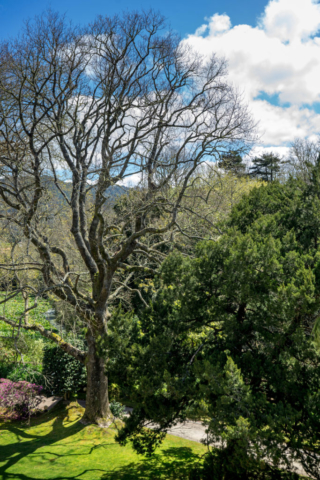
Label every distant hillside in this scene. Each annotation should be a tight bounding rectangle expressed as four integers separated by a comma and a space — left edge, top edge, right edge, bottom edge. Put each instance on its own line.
24, 176, 129, 204
100, 184, 129, 199
0, 176, 129, 219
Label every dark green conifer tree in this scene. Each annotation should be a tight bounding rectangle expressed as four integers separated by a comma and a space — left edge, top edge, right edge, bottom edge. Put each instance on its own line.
218, 150, 246, 176
249, 152, 282, 181
106, 168, 320, 479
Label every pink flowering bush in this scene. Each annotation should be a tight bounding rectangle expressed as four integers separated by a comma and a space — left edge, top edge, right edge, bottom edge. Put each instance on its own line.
0, 378, 43, 420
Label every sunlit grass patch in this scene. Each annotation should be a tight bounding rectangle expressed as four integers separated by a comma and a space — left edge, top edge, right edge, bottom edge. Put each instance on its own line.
0, 402, 207, 479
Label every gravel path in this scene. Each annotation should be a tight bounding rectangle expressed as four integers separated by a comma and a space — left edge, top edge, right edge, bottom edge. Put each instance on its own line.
165, 421, 313, 478
36, 395, 62, 412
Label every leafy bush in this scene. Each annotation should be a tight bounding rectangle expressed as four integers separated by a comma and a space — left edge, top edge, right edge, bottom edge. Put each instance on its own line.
6, 364, 44, 386
0, 362, 15, 379
0, 378, 43, 420
110, 401, 125, 419
42, 343, 86, 397
0, 361, 44, 388
0, 343, 15, 365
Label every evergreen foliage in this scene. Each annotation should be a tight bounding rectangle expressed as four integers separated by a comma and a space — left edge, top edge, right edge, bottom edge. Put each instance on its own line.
249, 153, 282, 181
218, 151, 246, 176
42, 342, 86, 397
108, 167, 320, 478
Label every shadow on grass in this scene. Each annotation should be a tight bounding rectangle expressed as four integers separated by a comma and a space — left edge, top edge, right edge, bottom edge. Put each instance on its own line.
0, 405, 89, 480
0, 410, 308, 480
0, 405, 202, 480
103, 447, 200, 480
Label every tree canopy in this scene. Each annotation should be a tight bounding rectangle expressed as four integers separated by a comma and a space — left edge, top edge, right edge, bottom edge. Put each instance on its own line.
108, 170, 320, 479
249, 153, 282, 182
218, 150, 246, 176
0, 10, 255, 424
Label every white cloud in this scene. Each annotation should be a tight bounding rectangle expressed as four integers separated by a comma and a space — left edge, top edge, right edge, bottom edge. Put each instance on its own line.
183, 0, 320, 150
118, 172, 142, 188
261, 0, 320, 42
250, 100, 320, 144
245, 145, 290, 161
206, 13, 231, 36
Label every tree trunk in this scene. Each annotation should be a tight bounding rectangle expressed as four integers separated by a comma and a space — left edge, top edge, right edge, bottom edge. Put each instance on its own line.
83, 332, 110, 425
22, 291, 29, 325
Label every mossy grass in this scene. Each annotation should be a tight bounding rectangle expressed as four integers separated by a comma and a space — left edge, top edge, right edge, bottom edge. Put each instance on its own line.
0, 402, 207, 479
0, 403, 311, 479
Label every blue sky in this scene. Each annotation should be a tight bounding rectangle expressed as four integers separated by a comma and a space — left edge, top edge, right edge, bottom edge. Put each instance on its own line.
0, 0, 269, 40
1, 0, 320, 156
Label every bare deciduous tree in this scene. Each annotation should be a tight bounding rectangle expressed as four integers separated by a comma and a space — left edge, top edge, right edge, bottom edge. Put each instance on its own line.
0, 11, 256, 423
285, 138, 320, 182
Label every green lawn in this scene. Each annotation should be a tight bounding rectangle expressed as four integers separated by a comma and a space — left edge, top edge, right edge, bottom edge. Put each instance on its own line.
0, 403, 207, 480
0, 294, 52, 331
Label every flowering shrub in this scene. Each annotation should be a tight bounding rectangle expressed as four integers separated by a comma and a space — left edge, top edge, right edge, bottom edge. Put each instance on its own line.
0, 378, 43, 420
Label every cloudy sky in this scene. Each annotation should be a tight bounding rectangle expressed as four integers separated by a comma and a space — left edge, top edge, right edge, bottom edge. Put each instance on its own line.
184, 0, 320, 157
0, 0, 319, 156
